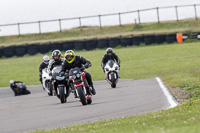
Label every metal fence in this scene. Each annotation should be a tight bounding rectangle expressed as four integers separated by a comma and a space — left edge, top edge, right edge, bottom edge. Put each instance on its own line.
0, 4, 199, 36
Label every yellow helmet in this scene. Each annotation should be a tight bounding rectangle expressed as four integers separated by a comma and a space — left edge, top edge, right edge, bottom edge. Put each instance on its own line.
65, 50, 75, 63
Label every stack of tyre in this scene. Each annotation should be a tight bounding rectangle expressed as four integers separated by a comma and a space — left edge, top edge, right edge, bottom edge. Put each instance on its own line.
0, 33, 189, 58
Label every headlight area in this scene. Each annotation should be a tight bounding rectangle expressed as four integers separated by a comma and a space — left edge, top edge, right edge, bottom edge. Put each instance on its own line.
56, 76, 65, 80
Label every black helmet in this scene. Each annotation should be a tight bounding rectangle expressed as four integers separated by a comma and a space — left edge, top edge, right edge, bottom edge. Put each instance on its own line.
52, 50, 61, 62
106, 47, 113, 54
17, 83, 26, 91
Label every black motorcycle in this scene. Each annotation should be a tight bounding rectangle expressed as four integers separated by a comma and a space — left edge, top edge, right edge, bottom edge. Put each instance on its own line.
51, 66, 70, 103
9, 80, 31, 96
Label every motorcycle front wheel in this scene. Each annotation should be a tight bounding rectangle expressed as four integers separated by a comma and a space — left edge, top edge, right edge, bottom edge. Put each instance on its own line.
58, 86, 66, 103
77, 86, 87, 105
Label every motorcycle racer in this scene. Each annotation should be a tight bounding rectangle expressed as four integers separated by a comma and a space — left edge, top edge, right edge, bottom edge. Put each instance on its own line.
101, 47, 121, 72
60, 50, 96, 95
47, 50, 65, 75
39, 55, 50, 84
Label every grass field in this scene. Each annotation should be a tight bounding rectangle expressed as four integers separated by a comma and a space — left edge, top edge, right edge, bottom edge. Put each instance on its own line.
1, 41, 200, 133
1, 19, 200, 47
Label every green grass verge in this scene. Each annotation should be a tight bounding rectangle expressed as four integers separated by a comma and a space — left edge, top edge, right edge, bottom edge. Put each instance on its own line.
32, 99, 200, 133
1, 19, 200, 47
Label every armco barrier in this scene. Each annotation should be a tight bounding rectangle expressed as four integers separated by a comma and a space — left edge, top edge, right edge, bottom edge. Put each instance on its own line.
15, 45, 27, 57
166, 34, 177, 43
109, 37, 120, 48
74, 41, 85, 50
27, 44, 39, 55
51, 42, 64, 51
144, 35, 155, 45
155, 34, 166, 44
85, 39, 97, 50
132, 36, 144, 46
96, 38, 109, 49
120, 37, 132, 46
2, 46, 15, 57
39, 43, 51, 54
63, 41, 74, 50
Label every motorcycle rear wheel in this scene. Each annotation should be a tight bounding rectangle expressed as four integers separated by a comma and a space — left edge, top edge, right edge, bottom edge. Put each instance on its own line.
87, 97, 92, 104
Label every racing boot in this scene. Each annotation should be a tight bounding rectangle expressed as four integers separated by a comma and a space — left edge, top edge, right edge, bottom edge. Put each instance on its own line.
86, 87, 91, 95
89, 85, 96, 95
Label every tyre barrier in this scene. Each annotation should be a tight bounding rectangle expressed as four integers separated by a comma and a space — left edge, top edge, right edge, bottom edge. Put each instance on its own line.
120, 37, 132, 47
1, 32, 196, 58
51, 42, 64, 51
109, 37, 120, 48
63, 41, 74, 50
132, 36, 144, 46
166, 34, 177, 43
74, 41, 85, 50
15, 45, 27, 57
27, 44, 39, 55
144, 35, 155, 45
197, 33, 200, 40
96, 38, 109, 49
85, 39, 97, 50
2, 46, 15, 58
155, 34, 166, 44
39, 43, 51, 54
182, 34, 189, 40
0, 48, 3, 58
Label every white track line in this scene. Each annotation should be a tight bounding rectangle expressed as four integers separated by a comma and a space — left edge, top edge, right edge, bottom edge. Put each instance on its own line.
156, 77, 178, 109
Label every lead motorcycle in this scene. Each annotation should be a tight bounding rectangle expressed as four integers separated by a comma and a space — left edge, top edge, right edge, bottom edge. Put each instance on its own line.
42, 68, 53, 96
104, 60, 120, 88
69, 67, 92, 106
51, 66, 70, 103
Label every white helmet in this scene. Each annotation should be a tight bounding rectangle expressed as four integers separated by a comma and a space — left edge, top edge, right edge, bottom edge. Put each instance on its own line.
43, 55, 50, 64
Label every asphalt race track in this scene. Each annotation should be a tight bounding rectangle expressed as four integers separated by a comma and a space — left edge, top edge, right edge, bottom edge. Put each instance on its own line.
0, 78, 177, 133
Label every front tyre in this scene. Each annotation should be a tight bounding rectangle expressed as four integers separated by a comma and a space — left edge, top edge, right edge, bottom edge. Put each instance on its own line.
58, 86, 66, 103
48, 83, 53, 96
77, 86, 87, 105
111, 74, 116, 88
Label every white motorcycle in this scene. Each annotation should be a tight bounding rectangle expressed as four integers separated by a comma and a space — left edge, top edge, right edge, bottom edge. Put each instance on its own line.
42, 68, 53, 96
104, 60, 120, 88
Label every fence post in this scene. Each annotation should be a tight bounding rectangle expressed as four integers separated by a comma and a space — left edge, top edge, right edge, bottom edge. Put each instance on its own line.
194, 4, 198, 21
59, 19, 62, 32
38, 21, 41, 34
99, 15, 102, 29
17, 23, 20, 36
134, 19, 137, 25
137, 10, 141, 24
175, 6, 179, 22
79, 17, 82, 31
119, 13, 122, 26
157, 7, 160, 23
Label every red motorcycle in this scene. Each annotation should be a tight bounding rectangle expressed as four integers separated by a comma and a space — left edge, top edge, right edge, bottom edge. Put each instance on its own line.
69, 67, 92, 105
